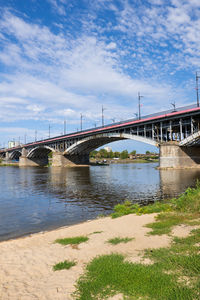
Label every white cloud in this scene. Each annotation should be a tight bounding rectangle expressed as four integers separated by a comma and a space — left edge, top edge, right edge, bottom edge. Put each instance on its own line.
0, 3, 197, 145
47, 0, 67, 16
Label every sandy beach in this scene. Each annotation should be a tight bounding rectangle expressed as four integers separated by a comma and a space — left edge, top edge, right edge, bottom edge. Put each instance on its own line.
0, 213, 173, 300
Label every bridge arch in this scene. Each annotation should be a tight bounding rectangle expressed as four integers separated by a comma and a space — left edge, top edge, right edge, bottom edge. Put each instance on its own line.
27, 146, 55, 159
64, 133, 158, 155
179, 130, 200, 147
9, 150, 22, 160
0, 152, 6, 159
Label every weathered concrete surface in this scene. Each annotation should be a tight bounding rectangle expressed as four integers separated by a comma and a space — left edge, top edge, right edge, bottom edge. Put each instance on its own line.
159, 142, 200, 169
19, 156, 48, 167
52, 152, 89, 167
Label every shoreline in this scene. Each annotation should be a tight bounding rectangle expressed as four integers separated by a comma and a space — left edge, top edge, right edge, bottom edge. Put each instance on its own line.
0, 159, 158, 167
0, 215, 105, 243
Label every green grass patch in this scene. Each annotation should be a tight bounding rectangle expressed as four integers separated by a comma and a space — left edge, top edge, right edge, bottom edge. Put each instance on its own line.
53, 260, 76, 271
111, 181, 200, 235
111, 200, 172, 219
107, 237, 134, 245
145, 213, 196, 235
74, 253, 194, 300
74, 229, 200, 300
55, 236, 89, 245
90, 231, 103, 235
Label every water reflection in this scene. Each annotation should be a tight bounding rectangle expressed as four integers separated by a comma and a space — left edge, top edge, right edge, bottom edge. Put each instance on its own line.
159, 168, 200, 198
0, 163, 200, 241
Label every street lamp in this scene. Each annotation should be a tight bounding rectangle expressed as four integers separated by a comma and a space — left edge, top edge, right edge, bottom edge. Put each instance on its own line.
171, 101, 176, 112
102, 105, 106, 126
196, 72, 200, 107
138, 92, 143, 120
64, 120, 66, 135
48, 124, 51, 138
80, 113, 83, 131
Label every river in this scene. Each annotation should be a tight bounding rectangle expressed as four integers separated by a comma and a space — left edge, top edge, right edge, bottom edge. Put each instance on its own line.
0, 163, 200, 241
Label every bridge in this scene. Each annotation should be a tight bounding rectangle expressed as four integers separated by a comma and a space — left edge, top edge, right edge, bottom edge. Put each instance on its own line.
1, 103, 200, 169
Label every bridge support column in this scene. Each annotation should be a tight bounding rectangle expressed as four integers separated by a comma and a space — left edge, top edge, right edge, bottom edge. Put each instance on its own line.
159, 142, 200, 169
52, 152, 89, 167
19, 148, 48, 167
19, 157, 48, 167
2, 152, 12, 164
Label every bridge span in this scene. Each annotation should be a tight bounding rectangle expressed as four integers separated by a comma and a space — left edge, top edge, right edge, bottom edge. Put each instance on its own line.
1, 103, 200, 168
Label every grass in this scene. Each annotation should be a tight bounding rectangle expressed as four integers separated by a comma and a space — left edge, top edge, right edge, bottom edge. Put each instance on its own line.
111, 181, 200, 235
74, 228, 200, 300
107, 237, 134, 245
55, 236, 89, 245
111, 200, 173, 219
73, 182, 200, 299
53, 260, 76, 271
0, 163, 19, 166
90, 231, 103, 235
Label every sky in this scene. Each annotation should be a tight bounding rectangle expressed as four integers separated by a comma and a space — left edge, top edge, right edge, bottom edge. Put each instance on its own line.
0, 0, 200, 153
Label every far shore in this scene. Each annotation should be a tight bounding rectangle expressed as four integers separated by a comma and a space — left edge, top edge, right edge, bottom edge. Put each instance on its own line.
0, 157, 159, 167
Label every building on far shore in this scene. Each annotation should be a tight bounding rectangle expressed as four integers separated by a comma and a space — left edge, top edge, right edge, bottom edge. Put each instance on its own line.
104, 146, 112, 152
8, 141, 20, 148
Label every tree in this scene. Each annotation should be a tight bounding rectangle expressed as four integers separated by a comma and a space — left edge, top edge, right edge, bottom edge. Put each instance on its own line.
108, 150, 114, 158
90, 150, 98, 158
130, 150, 136, 155
146, 151, 151, 155
99, 148, 108, 158
120, 150, 129, 159
114, 151, 120, 158
48, 151, 52, 158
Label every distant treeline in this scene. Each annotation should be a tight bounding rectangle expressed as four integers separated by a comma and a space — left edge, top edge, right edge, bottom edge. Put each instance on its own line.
89, 149, 158, 159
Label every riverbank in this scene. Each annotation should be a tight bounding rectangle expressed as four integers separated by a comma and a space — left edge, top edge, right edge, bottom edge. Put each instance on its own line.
0, 213, 170, 300
0, 158, 159, 167
0, 182, 200, 300
90, 158, 159, 164
0, 182, 199, 299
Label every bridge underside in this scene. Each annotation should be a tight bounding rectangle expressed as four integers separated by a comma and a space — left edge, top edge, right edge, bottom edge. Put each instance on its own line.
19, 147, 53, 167
52, 136, 123, 166
66, 136, 123, 155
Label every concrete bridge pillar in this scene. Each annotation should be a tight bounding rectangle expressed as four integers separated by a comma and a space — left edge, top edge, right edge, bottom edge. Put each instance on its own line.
52, 152, 89, 167
5, 152, 9, 161
19, 148, 48, 167
159, 142, 200, 169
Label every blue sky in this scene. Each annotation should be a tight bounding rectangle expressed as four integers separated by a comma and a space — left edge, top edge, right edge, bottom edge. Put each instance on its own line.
0, 0, 200, 153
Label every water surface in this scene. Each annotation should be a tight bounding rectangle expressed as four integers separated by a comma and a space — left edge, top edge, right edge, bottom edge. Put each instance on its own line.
0, 163, 200, 241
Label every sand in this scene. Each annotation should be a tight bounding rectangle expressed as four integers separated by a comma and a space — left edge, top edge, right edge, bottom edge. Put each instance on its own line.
0, 213, 189, 300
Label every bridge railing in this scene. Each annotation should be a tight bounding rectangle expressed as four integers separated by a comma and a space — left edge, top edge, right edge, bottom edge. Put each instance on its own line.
84, 103, 198, 133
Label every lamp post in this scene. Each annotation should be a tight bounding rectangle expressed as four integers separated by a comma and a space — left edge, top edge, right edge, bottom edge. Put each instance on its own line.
102, 105, 106, 126
138, 92, 143, 120
196, 72, 200, 107
35, 130, 37, 142
48, 125, 51, 138
64, 120, 66, 135
80, 113, 83, 131
171, 101, 176, 112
